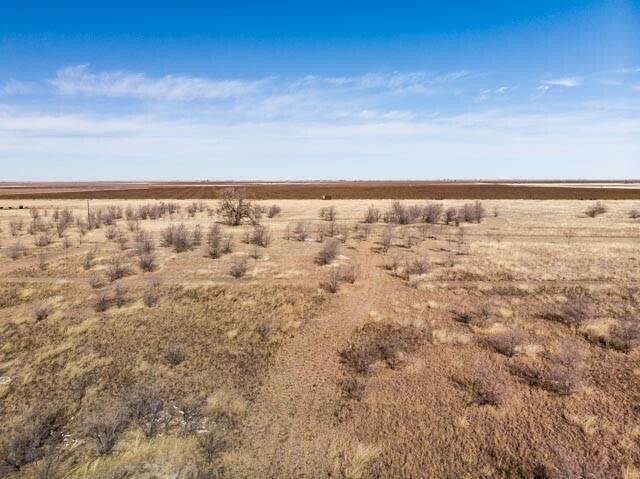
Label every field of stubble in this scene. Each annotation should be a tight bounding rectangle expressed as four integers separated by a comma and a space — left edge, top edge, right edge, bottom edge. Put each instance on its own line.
0, 198, 639, 479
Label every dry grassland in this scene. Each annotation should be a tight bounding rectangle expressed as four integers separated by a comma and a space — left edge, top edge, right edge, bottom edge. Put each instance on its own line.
0, 197, 639, 478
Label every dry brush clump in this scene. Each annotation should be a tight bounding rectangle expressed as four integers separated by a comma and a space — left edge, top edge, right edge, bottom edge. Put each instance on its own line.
316, 238, 340, 265
105, 256, 130, 283
161, 224, 195, 253
585, 201, 608, 218
512, 342, 583, 395
340, 323, 429, 375
607, 318, 640, 353
229, 255, 249, 278
245, 224, 272, 248
485, 328, 528, 357
206, 224, 233, 259
267, 204, 282, 218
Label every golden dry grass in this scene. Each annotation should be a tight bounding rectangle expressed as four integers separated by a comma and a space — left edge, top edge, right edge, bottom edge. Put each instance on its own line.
0, 198, 639, 478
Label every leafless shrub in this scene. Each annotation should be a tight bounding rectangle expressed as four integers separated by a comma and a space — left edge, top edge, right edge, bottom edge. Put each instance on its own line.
229, 256, 248, 278
384, 201, 414, 224
338, 377, 366, 402
248, 224, 272, 247
562, 228, 577, 245
138, 253, 156, 272
192, 225, 202, 246
469, 365, 511, 406
32, 303, 51, 321
126, 388, 164, 439
585, 201, 607, 218
7, 242, 24, 260
206, 224, 232, 258
127, 219, 140, 232
176, 397, 204, 436
340, 323, 427, 375
339, 263, 360, 284
385, 255, 401, 276
319, 267, 341, 293
403, 256, 429, 277
249, 245, 262, 259
454, 309, 492, 328
82, 246, 97, 270
316, 238, 339, 265
34, 232, 52, 248
142, 289, 159, 307
513, 342, 583, 395
198, 428, 229, 463
630, 209, 640, 219
187, 202, 198, 217
608, 318, 640, 353
363, 205, 381, 224
485, 328, 528, 357
94, 292, 110, 312
164, 347, 185, 367
217, 187, 260, 226
105, 256, 129, 282
421, 202, 443, 224
9, 219, 23, 236
319, 205, 337, 222
83, 403, 128, 456
134, 230, 155, 255
540, 301, 587, 328
161, 224, 193, 252
113, 282, 128, 308
267, 204, 282, 218
104, 226, 119, 241
445, 207, 459, 226
353, 223, 371, 242
55, 209, 74, 237
37, 252, 47, 270
0, 407, 65, 471
379, 227, 394, 254
88, 275, 103, 289
61, 237, 71, 249
116, 233, 128, 250
458, 201, 486, 223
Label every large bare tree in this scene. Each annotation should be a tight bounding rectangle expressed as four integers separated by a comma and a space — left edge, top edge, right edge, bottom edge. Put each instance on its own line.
216, 187, 261, 226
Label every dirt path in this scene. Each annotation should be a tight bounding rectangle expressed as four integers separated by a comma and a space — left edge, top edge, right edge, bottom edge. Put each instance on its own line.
228, 248, 390, 478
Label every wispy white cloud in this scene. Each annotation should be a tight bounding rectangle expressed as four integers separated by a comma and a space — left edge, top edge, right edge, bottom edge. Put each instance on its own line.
0, 79, 41, 96
541, 77, 583, 88
50, 64, 263, 101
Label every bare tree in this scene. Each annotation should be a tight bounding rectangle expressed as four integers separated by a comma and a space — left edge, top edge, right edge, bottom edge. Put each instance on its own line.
217, 187, 260, 226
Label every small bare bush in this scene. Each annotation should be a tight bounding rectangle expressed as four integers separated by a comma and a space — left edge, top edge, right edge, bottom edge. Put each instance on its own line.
161, 224, 193, 253
198, 428, 229, 463
143, 289, 159, 307
363, 205, 381, 224
319, 205, 337, 222
608, 318, 640, 353
469, 365, 511, 406
403, 256, 429, 277
630, 209, 640, 219
206, 224, 232, 258
485, 328, 528, 357
34, 232, 52, 248
267, 204, 282, 218
138, 253, 156, 272
0, 407, 65, 471
82, 247, 97, 270
320, 267, 341, 293
83, 403, 128, 456
164, 347, 185, 367
134, 230, 155, 255
379, 227, 394, 254
105, 256, 129, 283
317, 238, 339, 265
585, 201, 607, 218
229, 256, 248, 278
88, 275, 103, 289
113, 282, 128, 308
513, 342, 583, 395
9, 219, 23, 236
126, 388, 164, 439
32, 303, 51, 321
339, 263, 360, 284
6, 242, 24, 260
104, 226, 119, 241
421, 203, 443, 224
445, 207, 459, 226
249, 224, 272, 247
94, 293, 110, 312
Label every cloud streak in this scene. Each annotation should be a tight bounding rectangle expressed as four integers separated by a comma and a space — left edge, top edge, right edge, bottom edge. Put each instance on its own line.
50, 64, 263, 101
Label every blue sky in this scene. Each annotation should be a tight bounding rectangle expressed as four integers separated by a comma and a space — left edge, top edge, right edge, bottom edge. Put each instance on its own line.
0, 0, 639, 180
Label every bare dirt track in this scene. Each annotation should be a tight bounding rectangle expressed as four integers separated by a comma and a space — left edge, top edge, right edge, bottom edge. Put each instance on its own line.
2, 181, 640, 200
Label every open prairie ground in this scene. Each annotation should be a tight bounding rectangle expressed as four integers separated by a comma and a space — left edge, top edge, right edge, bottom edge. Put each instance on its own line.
1, 197, 640, 478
